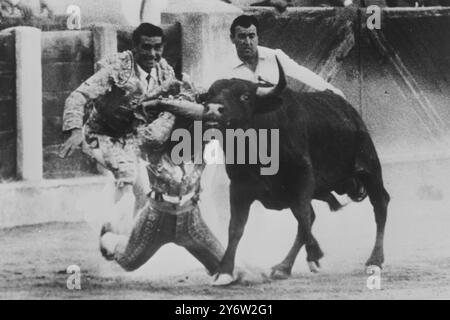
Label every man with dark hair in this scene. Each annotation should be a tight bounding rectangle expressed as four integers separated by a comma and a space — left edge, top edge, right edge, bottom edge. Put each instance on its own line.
229, 14, 260, 38
225, 14, 345, 97
61, 23, 175, 228
132, 22, 164, 44
61, 22, 225, 277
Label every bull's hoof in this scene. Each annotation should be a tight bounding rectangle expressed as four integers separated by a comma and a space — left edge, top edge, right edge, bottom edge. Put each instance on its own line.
365, 247, 384, 269
365, 260, 383, 270
270, 267, 290, 280
211, 273, 236, 287
308, 261, 321, 273
366, 265, 382, 275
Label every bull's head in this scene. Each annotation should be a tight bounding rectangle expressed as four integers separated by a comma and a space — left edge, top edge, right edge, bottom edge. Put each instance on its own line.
200, 57, 286, 129
149, 57, 286, 130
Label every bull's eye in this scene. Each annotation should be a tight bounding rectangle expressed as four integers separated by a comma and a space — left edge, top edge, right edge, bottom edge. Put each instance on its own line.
240, 94, 250, 102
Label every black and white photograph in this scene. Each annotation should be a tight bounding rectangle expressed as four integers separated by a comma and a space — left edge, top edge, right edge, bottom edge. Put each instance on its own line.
0, 0, 450, 302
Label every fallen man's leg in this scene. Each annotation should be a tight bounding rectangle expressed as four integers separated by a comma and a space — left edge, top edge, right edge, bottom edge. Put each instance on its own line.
100, 197, 224, 275
82, 133, 145, 235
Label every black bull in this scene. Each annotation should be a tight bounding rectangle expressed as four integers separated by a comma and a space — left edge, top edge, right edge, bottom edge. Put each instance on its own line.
157, 62, 390, 283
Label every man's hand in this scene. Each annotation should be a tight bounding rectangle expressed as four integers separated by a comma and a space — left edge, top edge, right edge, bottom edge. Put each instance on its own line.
59, 128, 84, 158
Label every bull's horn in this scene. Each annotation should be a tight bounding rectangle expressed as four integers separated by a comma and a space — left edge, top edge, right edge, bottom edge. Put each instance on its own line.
156, 99, 206, 120
256, 56, 286, 98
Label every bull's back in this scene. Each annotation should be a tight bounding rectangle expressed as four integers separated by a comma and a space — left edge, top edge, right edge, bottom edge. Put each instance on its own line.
250, 89, 372, 189
252, 89, 368, 154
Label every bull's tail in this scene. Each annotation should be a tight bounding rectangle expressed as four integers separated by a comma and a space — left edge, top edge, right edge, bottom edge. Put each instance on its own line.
346, 175, 368, 203
323, 176, 368, 212
323, 193, 346, 212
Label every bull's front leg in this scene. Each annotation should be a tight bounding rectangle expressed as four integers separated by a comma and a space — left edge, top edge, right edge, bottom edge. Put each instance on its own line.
212, 181, 253, 287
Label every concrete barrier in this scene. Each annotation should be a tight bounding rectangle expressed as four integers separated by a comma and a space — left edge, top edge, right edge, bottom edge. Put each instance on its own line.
14, 27, 43, 181
0, 176, 114, 228
162, 0, 243, 88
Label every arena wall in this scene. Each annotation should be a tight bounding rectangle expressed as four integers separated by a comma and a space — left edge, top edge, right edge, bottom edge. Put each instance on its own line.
1, 6, 450, 227
0, 33, 16, 181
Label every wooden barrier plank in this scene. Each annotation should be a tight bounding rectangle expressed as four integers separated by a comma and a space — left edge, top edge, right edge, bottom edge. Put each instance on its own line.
0, 34, 16, 180
0, 34, 15, 63
43, 145, 98, 179
43, 90, 75, 146
42, 62, 93, 92
0, 95, 13, 102
0, 100, 15, 132
43, 91, 71, 116
0, 75, 15, 98
42, 31, 93, 63
0, 130, 16, 181
43, 115, 64, 146
0, 62, 14, 76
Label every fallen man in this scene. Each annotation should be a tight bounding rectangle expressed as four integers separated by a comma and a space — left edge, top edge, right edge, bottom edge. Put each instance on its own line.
60, 22, 224, 277
99, 76, 225, 276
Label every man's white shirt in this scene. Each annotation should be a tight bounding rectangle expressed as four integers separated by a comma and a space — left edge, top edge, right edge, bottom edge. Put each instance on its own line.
135, 63, 160, 93
224, 46, 343, 96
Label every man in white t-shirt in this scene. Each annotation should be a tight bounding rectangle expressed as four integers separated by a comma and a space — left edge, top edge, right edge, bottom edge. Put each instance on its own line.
224, 14, 345, 98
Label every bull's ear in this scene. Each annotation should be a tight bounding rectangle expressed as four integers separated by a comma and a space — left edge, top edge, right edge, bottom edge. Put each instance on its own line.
255, 96, 283, 114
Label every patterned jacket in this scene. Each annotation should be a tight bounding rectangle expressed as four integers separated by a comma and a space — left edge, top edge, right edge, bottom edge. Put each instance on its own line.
62, 50, 178, 137
62, 50, 204, 197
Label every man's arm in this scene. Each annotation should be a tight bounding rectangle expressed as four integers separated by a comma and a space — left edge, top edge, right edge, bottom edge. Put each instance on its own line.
275, 49, 345, 98
140, 71, 208, 121
141, 98, 207, 120
136, 112, 176, 150
60, 66, 114, 158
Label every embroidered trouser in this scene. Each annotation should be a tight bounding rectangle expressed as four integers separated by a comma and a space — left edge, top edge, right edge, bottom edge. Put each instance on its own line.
112, 198, 224, 275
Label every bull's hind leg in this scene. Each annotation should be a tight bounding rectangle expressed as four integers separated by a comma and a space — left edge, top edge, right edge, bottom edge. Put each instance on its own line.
288, 170, 324, 273
361, 174, 390, 269
271, 205, 321, 279
295, 205, 323, 273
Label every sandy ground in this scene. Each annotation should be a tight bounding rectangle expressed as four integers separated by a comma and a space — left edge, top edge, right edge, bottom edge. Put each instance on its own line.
1, 190, 449, 299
